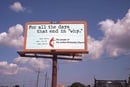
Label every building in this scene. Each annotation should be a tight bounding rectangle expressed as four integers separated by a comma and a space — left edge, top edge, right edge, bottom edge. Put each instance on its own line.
94, 79, 127, 87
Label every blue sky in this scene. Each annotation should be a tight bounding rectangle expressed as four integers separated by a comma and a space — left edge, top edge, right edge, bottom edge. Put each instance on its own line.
0, 0, 130, 87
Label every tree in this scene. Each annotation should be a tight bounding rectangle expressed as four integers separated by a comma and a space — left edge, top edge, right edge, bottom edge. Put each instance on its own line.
13, 85, 20, 87
70, 82, 86, 87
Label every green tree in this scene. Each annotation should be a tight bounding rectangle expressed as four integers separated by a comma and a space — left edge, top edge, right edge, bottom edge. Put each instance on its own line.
70, 82, 86, 87
13, 85, 20, 87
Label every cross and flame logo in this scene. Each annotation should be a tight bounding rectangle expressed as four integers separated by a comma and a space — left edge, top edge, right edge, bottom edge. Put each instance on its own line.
49, 37, 54, 48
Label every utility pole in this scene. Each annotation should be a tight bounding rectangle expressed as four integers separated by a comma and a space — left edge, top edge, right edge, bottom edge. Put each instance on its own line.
36, 69, 40, 87
44, 72, 49, 87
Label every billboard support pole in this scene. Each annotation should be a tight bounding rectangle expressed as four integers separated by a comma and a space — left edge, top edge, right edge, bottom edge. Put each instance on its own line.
52, 54, 57, 87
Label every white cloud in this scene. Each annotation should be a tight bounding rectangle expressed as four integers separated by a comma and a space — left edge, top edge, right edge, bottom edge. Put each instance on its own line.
86, 36, 104, 59
0, 56, 49, 75
0, 24, 24, 49
86, 9, 130, 59
14, 57, 49, 71
0, 61, 30, 75
10, 2, 25, 12
99, 9, 130, 57
14, 57, 29, 64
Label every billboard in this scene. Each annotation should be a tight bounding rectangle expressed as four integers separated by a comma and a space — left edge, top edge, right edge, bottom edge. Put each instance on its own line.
24, 21, 88, 53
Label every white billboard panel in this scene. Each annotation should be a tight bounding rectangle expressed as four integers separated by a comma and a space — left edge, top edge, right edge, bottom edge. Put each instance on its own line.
24, 21, 87, 53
